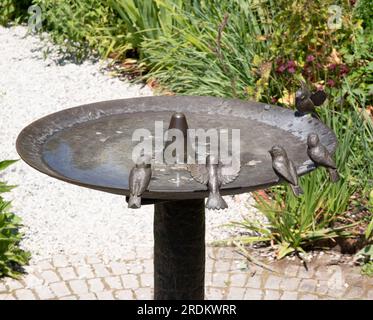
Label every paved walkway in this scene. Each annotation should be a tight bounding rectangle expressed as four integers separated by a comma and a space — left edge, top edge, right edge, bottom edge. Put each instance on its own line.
1, 246, 372, 300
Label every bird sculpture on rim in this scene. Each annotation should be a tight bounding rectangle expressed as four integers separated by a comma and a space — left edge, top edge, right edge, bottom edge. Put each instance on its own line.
295, 81, 327, 118
269, 145, 303, 197
188, 154, 240, 210
307, 133, 340, 182
128, 155, 152, 209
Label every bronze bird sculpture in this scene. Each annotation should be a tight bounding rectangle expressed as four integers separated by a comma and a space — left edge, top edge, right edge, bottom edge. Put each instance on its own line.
269, 145, 303, 197
307, 133, 339, 182
295, 81, 327, 117
188, 155, 240, 210
128, 155, 152, 209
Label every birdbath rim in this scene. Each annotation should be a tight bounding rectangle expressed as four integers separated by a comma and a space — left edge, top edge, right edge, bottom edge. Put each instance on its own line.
16, 95, 338, 200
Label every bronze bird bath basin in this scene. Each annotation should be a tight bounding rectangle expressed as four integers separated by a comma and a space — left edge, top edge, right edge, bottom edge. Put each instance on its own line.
16, 96, 337, 300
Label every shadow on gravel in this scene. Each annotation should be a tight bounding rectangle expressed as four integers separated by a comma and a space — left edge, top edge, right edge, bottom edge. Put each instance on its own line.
26, 34, 99, 66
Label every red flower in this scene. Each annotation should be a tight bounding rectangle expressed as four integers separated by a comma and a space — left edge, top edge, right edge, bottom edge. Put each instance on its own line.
287, 67, 296, 74
339, 64, 349, 76
277, 64, 286, 73
327, 79, 336, 87
328, 64, 337, 71
306, 55, 315, 62
302, 65, 312, 74
287, 60, 296, 68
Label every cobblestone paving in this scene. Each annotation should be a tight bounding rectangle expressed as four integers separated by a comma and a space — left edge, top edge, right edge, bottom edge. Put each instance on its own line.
1, 246, 372, 300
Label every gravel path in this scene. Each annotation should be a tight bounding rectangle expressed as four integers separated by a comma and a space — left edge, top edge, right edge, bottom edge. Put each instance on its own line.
0, 26, 261, 263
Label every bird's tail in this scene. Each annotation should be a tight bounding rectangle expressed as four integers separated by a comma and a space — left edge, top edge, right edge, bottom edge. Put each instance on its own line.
290, 184, 304, 197
128, 195, 141, 209
206, 192, 228, 210
328, 168, 340, 183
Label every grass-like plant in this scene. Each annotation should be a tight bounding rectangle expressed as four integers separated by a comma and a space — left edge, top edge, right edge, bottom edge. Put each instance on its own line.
361, 262, 373, 277
32, 0, 200, 61
107, 0, 190, 53
228, 32, 372, 255
142, 0, 275, 98
228, 106, 368, 258
142, 0, 357, 101
0, 160, 30, 278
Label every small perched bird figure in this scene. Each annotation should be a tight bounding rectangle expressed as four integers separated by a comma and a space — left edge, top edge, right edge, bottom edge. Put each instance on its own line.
188, 155, 240, 210
295, 81, 327, 117
307, 133, 339, 182
128, 155, 152, 209
269, 145, 303, 196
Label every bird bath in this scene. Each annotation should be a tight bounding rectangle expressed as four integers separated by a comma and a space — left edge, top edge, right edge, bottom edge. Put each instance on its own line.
16, 96, 337, 300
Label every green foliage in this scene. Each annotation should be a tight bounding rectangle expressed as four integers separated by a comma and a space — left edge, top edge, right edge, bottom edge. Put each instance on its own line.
231, 56, 372, 258
229, 14, 372, 255
367, 192, 373, 240
142, 0, 361, 102
336, 27, 373, 195
33, 0, 129, 61
356, 206, 372, 279
0, 0, 32, 25
142, 0, 275, 98
354, 0, 373, 31
0, 160, 30, 278
230, 106, 366, 258
31, 0, 200, 61
107, 0, 192, 56
357, 244, 373, 277
361, 262, 373, 277
358, 244, 373, 261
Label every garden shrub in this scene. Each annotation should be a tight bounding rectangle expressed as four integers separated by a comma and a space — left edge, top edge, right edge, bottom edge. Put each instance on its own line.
0, 160, 30, 278
33, 0, 129, 61
0, 0, 32, 25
